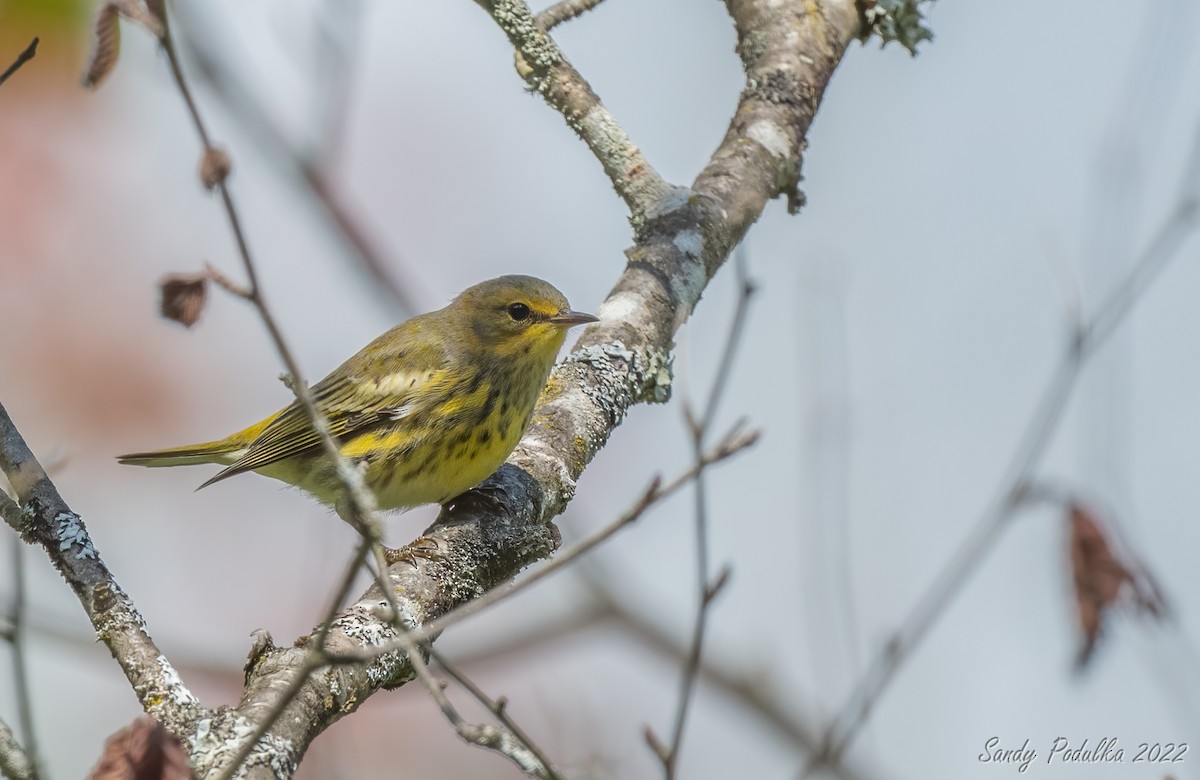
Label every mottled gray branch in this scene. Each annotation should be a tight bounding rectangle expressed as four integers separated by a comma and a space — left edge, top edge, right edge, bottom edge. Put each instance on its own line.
0, 403, 206, 740
190, 482, 560, 778
0, 716, 35, 780
474, 0, 680, 228
536, 0, 608, 30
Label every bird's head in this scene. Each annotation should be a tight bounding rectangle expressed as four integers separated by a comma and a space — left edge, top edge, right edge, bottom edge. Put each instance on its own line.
452, 275, 597, 362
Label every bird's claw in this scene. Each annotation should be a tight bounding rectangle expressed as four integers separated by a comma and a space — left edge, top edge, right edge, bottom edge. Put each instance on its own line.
385, 537, 445, 568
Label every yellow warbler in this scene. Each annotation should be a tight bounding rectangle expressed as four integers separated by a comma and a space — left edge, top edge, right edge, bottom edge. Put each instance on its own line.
119, 275, 596, 509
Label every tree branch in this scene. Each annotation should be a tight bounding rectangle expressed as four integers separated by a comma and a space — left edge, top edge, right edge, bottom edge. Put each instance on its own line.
168, 3, 420, 316
4, 540, 41, 780
811, 114, 1200, 771
648, 253, 754, 776
0, 405, 205, 739
474, 0, 682, 228
0, 716, 35, 780
0, 38, 37, 89
535, 0, 609, 31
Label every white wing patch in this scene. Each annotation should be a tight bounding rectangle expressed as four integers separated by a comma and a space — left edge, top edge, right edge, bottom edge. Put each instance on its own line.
374, 371, 422, 395
387, 404, 413, 421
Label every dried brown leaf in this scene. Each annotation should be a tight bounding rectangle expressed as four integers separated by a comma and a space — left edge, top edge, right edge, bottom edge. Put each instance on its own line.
159, 274, 209, 328
115, 0, 165, 38
199, 146, 232, 191
1068, 503, 1166, 668
82, 3, 121, 89
86, 717, 194, 780
144, 0, 167, 28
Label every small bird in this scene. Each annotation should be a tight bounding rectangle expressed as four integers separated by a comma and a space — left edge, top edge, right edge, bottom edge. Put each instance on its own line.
119, 275, 597, 510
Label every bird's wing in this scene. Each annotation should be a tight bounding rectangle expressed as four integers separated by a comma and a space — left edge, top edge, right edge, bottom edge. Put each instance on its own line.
201, 340, 452, 486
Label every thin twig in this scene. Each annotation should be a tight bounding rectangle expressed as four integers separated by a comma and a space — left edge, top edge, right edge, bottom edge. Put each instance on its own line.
0, 492, 21, 535
0, 38, 38, 89
417, 647, 562, 780
366, 538, 564, 779
697, 248, 756, 435
158, 1, 383, 533
322, 423, 757, 667
209, 539, 373, 780
814, 120, 1200, 770
474, 0, 677, 226
581, 580, 882, 780
6, 541, 40, 780
416, 424, 757, 644
343, 538, 563, 779
311, 0, 364, 170
650, 253, 755, 776
169, 4, 419, 316
535, 0, 609, 30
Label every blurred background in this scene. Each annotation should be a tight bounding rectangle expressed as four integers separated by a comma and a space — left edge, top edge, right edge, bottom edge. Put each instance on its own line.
3, 0, 1200, 777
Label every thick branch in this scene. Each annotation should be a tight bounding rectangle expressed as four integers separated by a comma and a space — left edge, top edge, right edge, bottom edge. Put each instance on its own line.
0, 716, 36, 780
0, 404, 205, 739
189, 481, 559, 777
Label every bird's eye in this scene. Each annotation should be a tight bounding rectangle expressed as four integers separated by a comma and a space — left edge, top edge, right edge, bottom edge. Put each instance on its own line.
507, 302, 532, 322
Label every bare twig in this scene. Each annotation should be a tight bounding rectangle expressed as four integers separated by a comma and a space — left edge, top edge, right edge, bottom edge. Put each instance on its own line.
158, 1, 386, 544
5, 541, 40, 780
0, 492, 21, 536
412, 423, 758, 645
399, 626, 562, 780
321, 423, 756, 671
474, 0, 679, 228
445, 583, 886, 780
209, 538, 372, 780
590, 580, 881, 780
0, 716, 36, 780
169, 3, 420, 316
0, 38, 38, 89
535, 0, 609, 30
649, 252, 754, 776
311, 0, 365, 170
813, 120, 1200, 770
696, 250, 756, 435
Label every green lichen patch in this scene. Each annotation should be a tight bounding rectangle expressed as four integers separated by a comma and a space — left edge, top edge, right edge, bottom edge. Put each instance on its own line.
859, 0, 935, 55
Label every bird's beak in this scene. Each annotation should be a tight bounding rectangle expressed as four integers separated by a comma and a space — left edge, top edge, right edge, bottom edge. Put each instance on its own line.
550, 310, 599, 327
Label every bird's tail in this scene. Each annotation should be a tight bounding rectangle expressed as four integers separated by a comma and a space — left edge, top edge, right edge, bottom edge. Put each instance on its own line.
118, 412, 281, 470
117, 438, 246, 468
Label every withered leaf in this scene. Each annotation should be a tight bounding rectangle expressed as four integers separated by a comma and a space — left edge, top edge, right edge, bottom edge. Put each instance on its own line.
82, 3, 121, 89
159, 274, 209, 328
199, 146, 232, 191
86, 717, 194, 780
144, 0, 167, 28
1069, 503, 1166, 668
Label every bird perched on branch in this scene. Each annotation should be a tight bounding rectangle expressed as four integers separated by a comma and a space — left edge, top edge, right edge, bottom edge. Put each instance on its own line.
119, 275, 597, 511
